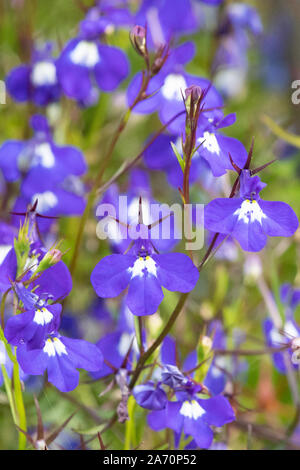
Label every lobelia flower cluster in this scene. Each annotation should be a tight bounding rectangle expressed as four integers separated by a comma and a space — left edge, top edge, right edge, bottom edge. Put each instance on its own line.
0, 0, 299, 451
132, 331, 237, 449
0, 208, 103, 392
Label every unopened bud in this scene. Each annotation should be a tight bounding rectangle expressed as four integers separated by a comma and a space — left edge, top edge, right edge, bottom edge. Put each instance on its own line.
35, 248, 62, 274
184, 85, 203, 130
14, 218, 31, 277
47, 248, 62, 265
185, 85, 202, 102
185, 85, 202, 114
130, 25, 147, 57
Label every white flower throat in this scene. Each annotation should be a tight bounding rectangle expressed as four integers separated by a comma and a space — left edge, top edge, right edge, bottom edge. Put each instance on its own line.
179, 400, 206, 420
128, 256, 157, 278
70, 41, 100, 68
31, 61, 57, 86
197, 132, 221, 155
43, 337, 67, 357
31, 191, 58, 212
33, 308, 53, 326
161, 74, 188, 101
31, 143, 55, 168
234, 199, 266, 225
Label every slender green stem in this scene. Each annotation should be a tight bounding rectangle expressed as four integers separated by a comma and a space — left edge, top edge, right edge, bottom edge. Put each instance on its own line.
129, 293, 189, 389
0, 324, 27, 449
1, 365, 18, 425
0, 289, 11, 330
97, 110, 186, 196
13, 358, 27, 450
124, 395, 136, 450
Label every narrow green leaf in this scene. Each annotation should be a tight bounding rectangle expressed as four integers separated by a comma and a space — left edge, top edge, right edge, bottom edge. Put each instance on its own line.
262, 114, 300, 148
170, 141, 184, 172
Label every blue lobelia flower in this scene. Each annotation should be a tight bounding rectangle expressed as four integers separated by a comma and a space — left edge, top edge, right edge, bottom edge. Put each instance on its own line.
56, 9, 129, 104
132, 333, 236, 448
0, 115, 86, 230
192, 113, 248, 177
144, 113, 248, 188
91, 226, 199, 316
16, 332, 103, 392
0, 114, 86, 185
204, 170, 299, 252
6, 43, 61, 106
127, 41, 223, 134
147, 387, 235, 449
0, 209, 72, 299
4, 284, 61, 350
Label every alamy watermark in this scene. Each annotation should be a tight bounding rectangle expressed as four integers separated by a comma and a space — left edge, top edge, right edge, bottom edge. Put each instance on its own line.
95, 197, 205, 251
291, 80, 300, 105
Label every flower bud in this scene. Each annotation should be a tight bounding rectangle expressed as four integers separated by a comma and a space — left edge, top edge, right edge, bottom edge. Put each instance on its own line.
130, 25, 147, 57
185, 85, 202, 102
14, 218, 31, 277
35, 248, 62, 274
185, 85, 202, 116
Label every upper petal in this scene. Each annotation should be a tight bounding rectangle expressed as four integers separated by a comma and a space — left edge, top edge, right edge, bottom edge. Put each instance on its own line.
204, 198, 243, 234
0, 141, 24, 182
198, 395, 235, 427
60, 336, 103, 372
259, 200, 299, 237
91, 254, 135, 298
153, 253, 199, 293
17, 345, 48, 375
94, 45, 129, 91
6, 65, 31, 102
